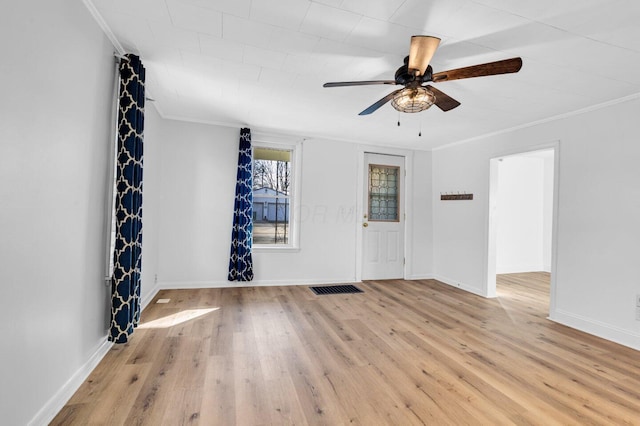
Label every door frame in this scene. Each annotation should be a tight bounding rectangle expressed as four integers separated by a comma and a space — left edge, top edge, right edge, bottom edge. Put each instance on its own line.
355, 148, 413, 282
485, 141, 560, 316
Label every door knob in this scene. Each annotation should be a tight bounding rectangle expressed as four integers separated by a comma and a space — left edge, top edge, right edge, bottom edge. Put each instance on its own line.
363, 222, 368, 227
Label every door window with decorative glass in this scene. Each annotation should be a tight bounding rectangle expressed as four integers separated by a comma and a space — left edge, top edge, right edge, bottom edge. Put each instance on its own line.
368, 164, 399, 221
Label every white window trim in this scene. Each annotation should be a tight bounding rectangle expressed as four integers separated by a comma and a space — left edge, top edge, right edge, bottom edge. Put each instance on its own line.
251, 137, 302, 252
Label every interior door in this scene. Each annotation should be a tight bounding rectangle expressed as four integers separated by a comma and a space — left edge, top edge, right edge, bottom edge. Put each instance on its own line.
361, 153, 405, 280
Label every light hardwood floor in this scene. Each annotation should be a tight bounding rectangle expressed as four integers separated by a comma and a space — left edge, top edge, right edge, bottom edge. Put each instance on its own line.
52, 273, 640, 425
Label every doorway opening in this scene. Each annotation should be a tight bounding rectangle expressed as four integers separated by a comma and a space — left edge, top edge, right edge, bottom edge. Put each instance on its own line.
487, 147, 557, 315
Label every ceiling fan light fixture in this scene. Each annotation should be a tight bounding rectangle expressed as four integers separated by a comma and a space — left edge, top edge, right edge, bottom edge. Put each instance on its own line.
391, 87, 436, 113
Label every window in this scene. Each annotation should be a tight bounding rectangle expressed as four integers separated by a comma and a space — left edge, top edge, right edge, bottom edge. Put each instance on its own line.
368, 164, 399, 221
252, 144, 299, 248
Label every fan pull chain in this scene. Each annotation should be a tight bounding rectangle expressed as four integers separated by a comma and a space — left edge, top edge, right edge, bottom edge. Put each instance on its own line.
418, 118, 423, 137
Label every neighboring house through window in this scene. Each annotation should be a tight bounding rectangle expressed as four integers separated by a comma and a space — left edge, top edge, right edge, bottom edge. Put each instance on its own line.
252, 142, 300, 248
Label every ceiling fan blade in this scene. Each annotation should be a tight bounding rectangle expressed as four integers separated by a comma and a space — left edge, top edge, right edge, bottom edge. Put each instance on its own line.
408, 36, 441, 76
323, 80, 397, 88
424, 85, 460, 111
432, 57, 522, 82
358, 89, 403, 115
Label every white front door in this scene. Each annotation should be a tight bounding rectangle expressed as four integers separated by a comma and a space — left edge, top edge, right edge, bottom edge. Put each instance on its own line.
361, 153, 405, 280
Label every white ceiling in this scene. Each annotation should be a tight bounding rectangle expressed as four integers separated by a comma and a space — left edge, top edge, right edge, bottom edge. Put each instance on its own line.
87, 0, 640, 150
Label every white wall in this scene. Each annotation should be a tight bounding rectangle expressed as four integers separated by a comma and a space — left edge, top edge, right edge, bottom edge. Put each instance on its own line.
151, 118, 238, 286
254, 137, 360, 284
542, 155, 554, 271
496, 155, 551, 273
0, 1, 116, 424
140, 104, 163, 304
145, 118, 434, 288
433, 97, 640, 350
407, 150, 434, 279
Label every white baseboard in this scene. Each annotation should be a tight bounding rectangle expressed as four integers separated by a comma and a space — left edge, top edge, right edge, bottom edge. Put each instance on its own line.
30, 284, 160, 426
432, 274, 490, 298
157, 277, 358, 290
405, 274, 435, 280
141, 282, 160, 310
549, 309, 640, 351
158, 276, 440, 290
29, 339, 113, 426
158, 276, 439, 290
496, 264, 546, 274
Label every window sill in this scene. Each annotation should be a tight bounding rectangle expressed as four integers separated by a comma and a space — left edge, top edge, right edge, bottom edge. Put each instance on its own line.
253, 246, 300, 253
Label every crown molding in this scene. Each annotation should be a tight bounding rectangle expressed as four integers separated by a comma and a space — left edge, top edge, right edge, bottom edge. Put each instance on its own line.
433, 92, 640, 151
82, 0, 126, 55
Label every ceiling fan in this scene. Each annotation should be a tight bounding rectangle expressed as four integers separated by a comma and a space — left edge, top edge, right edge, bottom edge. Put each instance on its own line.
323, 36, 522, 115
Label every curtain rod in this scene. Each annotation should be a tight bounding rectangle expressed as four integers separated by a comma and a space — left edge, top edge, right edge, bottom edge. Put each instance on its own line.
113, 53, 154, 102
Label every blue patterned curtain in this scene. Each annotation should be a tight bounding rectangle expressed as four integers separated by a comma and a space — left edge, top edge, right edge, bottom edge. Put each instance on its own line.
228, 128, 254, 281
110, 54, 145, 343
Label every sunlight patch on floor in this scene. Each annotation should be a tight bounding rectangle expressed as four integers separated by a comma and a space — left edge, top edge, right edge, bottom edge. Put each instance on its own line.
495, 296, 519, 325
138, 308, 220, 329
